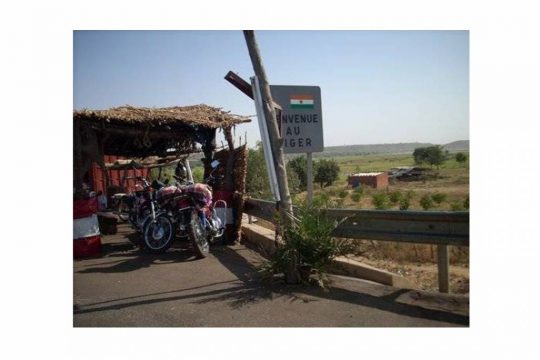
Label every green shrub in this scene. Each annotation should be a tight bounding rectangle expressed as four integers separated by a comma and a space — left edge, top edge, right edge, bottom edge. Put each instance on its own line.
351, 192, 362, 203
389, 190, 403, 204
405, 190, 415, 200
431, 193, 447, 204
338, 189, 348, 199
399, 197, 411, 210
261, 203, 353, 285
451, 202, 464, 211
420, 194, 434, 210
353, 186, 363, 195
372, 192, 389, 210
463, 195, 469, 209
312, 192, 332, 208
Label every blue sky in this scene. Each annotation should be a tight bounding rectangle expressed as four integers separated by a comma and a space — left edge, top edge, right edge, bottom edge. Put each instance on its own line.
74, 30, 469, 147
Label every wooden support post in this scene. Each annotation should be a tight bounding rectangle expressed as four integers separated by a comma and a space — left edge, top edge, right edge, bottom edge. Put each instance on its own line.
96, 134, 110, 193
224, 70, 283, 111
244, 30, 298, 283
244, 30, 293, 218
307, 152, 313, 205
223, 126, 236, 192
437, 244, 450, 293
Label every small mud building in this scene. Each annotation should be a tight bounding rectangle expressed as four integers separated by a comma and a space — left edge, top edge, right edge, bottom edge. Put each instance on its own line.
348, 172, 389, 189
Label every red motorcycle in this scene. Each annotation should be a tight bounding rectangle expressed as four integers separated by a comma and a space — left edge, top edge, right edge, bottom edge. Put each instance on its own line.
141, 161, 226, 258
111, 177, 164, 233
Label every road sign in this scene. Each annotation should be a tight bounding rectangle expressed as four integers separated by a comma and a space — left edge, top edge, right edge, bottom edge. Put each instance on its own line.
270, 85, 324, 154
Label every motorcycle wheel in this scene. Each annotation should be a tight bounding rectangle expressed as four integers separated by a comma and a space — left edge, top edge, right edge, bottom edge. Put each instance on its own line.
189, 211, 210, 259
142, 214, 175, 254
117, 201, 130, 222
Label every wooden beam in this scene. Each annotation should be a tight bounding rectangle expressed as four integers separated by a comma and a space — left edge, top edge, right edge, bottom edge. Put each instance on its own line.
225, 71, 253, 99
225, 70, 282, 111
84, 125, 195, 140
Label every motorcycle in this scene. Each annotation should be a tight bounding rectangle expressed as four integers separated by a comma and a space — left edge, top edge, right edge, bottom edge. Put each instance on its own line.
111, 177, 164, 233
141, 160, 226, 258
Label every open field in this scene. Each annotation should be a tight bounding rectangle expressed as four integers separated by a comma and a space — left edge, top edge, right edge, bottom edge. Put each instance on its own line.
293, 151, 470, 294
307, 152, 470, 211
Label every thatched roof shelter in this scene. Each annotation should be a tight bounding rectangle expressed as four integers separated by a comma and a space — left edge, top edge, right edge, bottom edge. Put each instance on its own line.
74, 104, 250, 129
73, 104, 250, 191
74, 104, 249, 158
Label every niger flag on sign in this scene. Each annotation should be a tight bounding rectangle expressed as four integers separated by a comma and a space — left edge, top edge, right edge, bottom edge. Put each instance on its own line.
289, 94, 314, 109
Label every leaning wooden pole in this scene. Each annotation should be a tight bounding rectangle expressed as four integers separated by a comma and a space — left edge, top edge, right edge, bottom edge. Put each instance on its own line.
243, 30, 293, 217
244, 30, 299, 283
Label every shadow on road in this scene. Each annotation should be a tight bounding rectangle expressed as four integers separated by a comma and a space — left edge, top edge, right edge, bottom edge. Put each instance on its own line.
76, 241, 197, 274
209, 245, 469, 325
75, 243, 468, 326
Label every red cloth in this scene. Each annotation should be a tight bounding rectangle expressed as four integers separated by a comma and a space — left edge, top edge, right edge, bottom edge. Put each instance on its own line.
73, 235, 101, 258
74, 198, 98, 219
213, 190, 234, 206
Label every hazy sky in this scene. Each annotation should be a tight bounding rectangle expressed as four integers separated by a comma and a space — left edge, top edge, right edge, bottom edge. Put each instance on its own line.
74, 30, 469, 148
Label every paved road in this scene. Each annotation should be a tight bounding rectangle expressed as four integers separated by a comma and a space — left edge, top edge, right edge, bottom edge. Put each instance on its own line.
73, 225, 469, 327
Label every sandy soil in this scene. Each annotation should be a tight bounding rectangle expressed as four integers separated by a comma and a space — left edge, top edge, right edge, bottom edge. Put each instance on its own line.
350, 254, 469, 294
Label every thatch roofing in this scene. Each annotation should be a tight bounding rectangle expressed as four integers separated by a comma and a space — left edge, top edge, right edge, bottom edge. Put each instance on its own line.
74, 104, 249, 158
73, 104, 250, 129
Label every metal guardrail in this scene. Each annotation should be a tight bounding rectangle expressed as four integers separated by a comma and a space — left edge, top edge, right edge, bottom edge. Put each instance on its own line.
242, 198, 470, 293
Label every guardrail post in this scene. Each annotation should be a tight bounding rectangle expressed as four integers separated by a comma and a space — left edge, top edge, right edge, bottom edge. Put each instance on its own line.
437, 245, 450, 293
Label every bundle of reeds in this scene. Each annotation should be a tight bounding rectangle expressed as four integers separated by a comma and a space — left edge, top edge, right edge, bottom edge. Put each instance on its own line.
213, 144, 248, 243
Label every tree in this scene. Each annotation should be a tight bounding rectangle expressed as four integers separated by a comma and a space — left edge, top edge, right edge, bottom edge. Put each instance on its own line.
413, 145, 447, 168
413, 147, 429, 165
455, 152, 467, 163
288, 156, 307, 190
246, 142, 301, 200
314, 158, 340, 189
286, 161, 302, 195
245, 142, 272, 199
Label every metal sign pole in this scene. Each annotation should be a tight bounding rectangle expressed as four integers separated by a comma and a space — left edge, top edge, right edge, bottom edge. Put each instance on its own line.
251, 76, 281, 202
306, 152, 313, 205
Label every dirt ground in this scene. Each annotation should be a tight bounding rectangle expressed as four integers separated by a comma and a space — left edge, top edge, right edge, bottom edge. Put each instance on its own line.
350, 255, 469, 294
